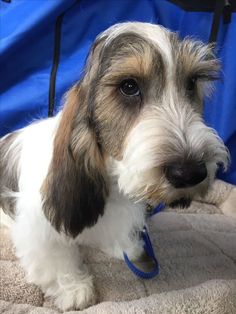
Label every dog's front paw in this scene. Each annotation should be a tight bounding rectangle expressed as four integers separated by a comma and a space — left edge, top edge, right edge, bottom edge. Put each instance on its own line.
46, 273, 96, 311
54, 283, 96, 311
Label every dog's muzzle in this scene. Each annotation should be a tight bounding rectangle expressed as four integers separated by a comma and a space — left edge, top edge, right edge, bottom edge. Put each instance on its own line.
165, 160, 207, 188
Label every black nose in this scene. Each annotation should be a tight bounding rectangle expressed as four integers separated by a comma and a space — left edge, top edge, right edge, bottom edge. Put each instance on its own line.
165, 161, 207, 188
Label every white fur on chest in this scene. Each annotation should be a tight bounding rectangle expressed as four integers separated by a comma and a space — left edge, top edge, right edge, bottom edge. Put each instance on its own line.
77, 182, 145, 259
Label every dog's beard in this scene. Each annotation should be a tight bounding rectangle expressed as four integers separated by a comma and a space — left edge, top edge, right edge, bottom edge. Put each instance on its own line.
114, 164, 210, 207
112, 107, 229, 207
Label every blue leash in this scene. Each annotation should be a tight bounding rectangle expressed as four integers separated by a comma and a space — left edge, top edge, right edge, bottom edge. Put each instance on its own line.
149, 202, 166, 216
123, 202, 165, 279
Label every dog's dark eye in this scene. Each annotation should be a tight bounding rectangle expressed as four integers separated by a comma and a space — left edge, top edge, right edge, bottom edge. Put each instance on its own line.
119, 79, 140, 97
186, 77, 197, 91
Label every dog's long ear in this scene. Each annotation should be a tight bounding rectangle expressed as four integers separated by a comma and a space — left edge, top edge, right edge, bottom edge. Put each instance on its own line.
41, 81, 108, 238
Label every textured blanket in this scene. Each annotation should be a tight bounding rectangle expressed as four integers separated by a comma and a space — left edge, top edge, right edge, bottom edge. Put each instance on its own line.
1, 180, 236, 314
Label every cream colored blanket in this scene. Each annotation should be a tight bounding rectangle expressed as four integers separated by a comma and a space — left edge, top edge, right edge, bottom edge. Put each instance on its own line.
1, 180, 236, 314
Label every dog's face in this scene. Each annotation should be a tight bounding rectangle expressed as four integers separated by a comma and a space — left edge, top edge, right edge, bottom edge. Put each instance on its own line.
82, 22, 228, 206
42, 22, 229, 237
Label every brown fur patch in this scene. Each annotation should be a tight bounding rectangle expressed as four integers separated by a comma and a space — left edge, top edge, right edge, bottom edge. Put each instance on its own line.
103, 49, 154, 81
173, 37, 220, 102
86, 33, 165, 159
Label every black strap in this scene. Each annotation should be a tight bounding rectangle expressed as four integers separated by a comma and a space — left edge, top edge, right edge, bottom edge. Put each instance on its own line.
223, 0, 232, 24
167, 0, 236, 12
209, 0, 233, 43
209, 0, 225, 43
167, 0, 233, 43
48, 1, 79, 117
48, 14, 64, 117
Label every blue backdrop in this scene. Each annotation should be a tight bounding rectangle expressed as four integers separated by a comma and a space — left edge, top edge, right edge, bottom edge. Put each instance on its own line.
0, 0, 235, 184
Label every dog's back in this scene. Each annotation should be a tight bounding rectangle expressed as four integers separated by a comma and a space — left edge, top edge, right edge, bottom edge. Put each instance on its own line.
0, 116, 58, 217
0, 132, 21, 216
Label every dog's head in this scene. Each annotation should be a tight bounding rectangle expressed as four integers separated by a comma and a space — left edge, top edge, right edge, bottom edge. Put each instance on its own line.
42, 22, 229, 237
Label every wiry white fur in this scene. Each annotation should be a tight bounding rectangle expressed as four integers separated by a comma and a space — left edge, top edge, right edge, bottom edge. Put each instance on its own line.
116, 98, 228, 204
0, 22, 230, 311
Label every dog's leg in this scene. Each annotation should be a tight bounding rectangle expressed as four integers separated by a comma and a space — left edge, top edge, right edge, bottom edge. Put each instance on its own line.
11, 194, 95, 311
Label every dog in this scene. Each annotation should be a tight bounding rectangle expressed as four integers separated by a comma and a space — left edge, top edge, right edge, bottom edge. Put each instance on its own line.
0, 22, 229, 310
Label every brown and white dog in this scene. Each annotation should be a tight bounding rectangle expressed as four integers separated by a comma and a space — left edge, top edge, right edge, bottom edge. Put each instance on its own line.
0, 22, 229, 310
